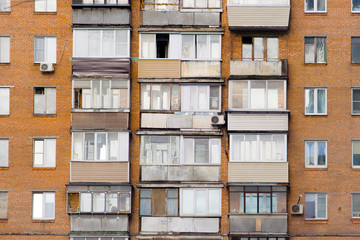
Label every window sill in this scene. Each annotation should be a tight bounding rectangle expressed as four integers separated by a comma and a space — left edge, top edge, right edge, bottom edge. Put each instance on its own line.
68, 212, 130, 215
0, 167, 9, 170
0, 12, 10, 15
71, 109, 130, 113
34, 12, 57, 15
304, 12, 327, 15
304, 62, 327, 65
304, 219, 328, 222
305, 167, 327, 171
33, 167, 56, 170
33, 114, 57, 116
351, 167, 360, 170
32, 220, 55, 223
0, 115, 9, 118
305, 113, 327, 116
0, 63, 10, 65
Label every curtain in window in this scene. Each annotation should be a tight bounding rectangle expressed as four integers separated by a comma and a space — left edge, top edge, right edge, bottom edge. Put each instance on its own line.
305, 38, 315, 63
304, 194, 316, 219
182, 189, 194, 215
317, 142, 326, 165
93, 193, 105, 212
317, 0, 325, 11
267, 38, 279, 61
208, 189, 220, 214
0, 88, 9, 114
305, 142, 314, 165
317, 89, 326, 113
305, 0, 314, 11
305, 89, 315, 113
250, 81, 266, 109
316, 38, 326, 63
254, 38, 264, 60
245, 193, 257, 213
80, 193, 92, 212
141, 34, 156, 58
195, 190, 206, 214
44, 193, 55, 219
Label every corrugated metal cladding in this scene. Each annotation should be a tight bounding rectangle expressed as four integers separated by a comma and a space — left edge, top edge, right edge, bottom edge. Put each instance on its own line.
72, 58, 130, 77
228, 113, 288, 131
138, 59, 181, 78
72, 112, 129, 130
227, 6, 290, 29
228, 162, 288, 183
71, 162, 128, 183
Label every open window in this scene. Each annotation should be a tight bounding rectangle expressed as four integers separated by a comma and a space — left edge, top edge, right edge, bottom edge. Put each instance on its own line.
140, 189, 178, 216
242, 37, 279, 61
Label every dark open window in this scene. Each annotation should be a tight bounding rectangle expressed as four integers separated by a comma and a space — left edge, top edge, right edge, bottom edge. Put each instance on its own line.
156, 34, 169, 58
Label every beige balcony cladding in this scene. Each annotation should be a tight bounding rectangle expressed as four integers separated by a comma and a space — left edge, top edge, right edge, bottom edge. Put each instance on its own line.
141, 217, 219, 233
141, 165, 220, 182
227, 113, 288, 131
227, 6, 290, 30
141, 113, 224, 129
228, 162, 288, 183
230, 60, 288, 76
70, 215, 129, 232
229, 214, 287, 234
70, 161, 129, 183
72, 112, 129, 130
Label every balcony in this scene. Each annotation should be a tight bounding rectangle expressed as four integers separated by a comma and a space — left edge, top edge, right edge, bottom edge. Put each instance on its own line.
227, 112, 288, 131
138, 60, 221, 78
228, 162, 288, 183
72, 0, 130, 7
141, 165, 220, 182
230, 60, 288, 77
70, 215, 128, 233
141, 217, 219, 233
141, 113, 224, 129
229, 214, 287, 234
227, 0, 290, 31
70, 161, 129, 183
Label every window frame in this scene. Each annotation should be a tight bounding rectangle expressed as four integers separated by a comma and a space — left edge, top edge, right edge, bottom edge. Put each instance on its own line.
0, 87, 10, 115
33, 138, 56, 168
227, 0, 289, 7
304, 0, 326, 13
351, 37, 360, 64
0, 191, 8, 220
351, 88, 360, 115
304, 36, 327, 64
180, 188, 221, 216
34, 36, 57, 64
352, 193, 360, 218
241, 36, 279, 62
352, 141, 360, 168
0, 36, 10, 63
32, 192, 55, 220
34, 87, 56, 115
304, 141, 327, 168
181, 85, 221, 112
352, 0, 360, 12
34, 0, 57, 12
229, 80, 287, 110
304, 192, 327, 220
0, 0, 10, 12
0, 139, 9, 168
139, 188, 179, 216
304, 88, 327, 115
181, 0, 222, 9
73, 29, 131, 58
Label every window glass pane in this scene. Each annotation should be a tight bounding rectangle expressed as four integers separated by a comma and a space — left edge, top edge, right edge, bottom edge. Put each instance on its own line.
35, 37, 44, 62
305, 193, 316, 218
210, 86, 220, 110
88, 30, 101, 56
73, 133, 83, 161
245, 135, 257, 161
306, 0, 314, 11
275, 192, 287, 213
80, 193, 92, 212
35, 0, 46, 11
267, 38, 279, 61
229, 192, 242, 213
209, 139, 220, 164
197, 35, 209, 59
196, 190, 206, 214
317, 194, 327, 218
209, 0, 221, 8
45, 37, 56, 63
183, 0, 194, 7
45, 88, 56, 114
162, 85, 170, 110
0, 140, 8, 167
115, 30, 129, 57
182, 189, 194, 215
141, 84, 151, 110
34, 88, 45, 114
317, 89, 326, 114
44, 139, 56, 167
103, 31, 115, 57
305, 38, 315, 63
353, 0, 360, 11
106, 193, 118, 213
316, 38, 326, 63
273, 135, 285, 161
74, 30, 88, 57
0, 192, 7, 219
0, 88, 9, 115
44, 193, 55, 219
305, 89, 314, 114
231, 135, 243, 161
260, 135, 272, 162
317, 142, 326, 165
242, 37, 252, 60
120, 193, 130, 212
352, 38, 360, 63
109, 133, 118, 161
85, 133, 95, 160
198, 86, 208, 110
353, 141, 360, 166
208, 189, 220, 214
151, 85, 162, 110
259, 193, 271, 213
33, 193, 43, 219
254, 37, 264, 60
140, 190, 151, 215
34, 140, 44, 166
353, 89, 360, 113
250, 81, 266, 109
93, 193, 105, 212
167, 190, 178, 216
101, 81, 110, 108
151, 136, 170, 164
195, 139, 209, 163
184, 138, 194, 164
245, 193, 257, 213
317, 0, 325, 11
182, 35, 195, 58
171, 85, 181, 110
231, 81, 248, 109
305, 142, 314, 166
0, 37, 10, 62
268, 81, 284, 109
170, 136, 180, 164
47, 0, 57, 12
353, 194, 360, 217
141, 34, 156, 59
210, 35, 220, 59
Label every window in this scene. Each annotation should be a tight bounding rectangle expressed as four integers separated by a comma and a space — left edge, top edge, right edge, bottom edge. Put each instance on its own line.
230, 134, 287, 162
141, 84, 180, 111
0, 88, 9, 115
182, 34, 221, 60
141, 0, 179, 11
140, 33, 181, 59
352, 193, 360, 218
352, 141, 360, 167
34, 36, 56, 63
352, 88, 360, 114
353, 0, 360, 12
181, 85, 220, 112
140, 189, 178, 216
70, 237, 128, 240
73, 29, 130, 58
0, 139, 9, 167
182, 0, 221, 9
0, 0, 10, 11
79, 0, 129, 4
0, 37, 10, 63
0, 192, 7, 219
32, 192, 55, 220
140, 136, 221, 165
79, 191, 130, 213
242, 37, 279, 61
74, 80, 129, 109
305, 193, 327, 219
35, 0, 56, 12
229, 186, 287, 214
181, 188, 221, 216
33, 139, 56, 168
72, 132, 129, 161
305, 88, 326, 115
228, 0, 289, 6
305, 141, 326, 168
305, 0, 326, 12
229, 80, 285, 110
352, 37, 360, 63
305, 37, 326, 64
34, 87, 56, 114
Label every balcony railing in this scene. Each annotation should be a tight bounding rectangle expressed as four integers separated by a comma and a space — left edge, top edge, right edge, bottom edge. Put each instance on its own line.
72, 0, 130, 6
229, 214, 287, 234
230, 59, 287, 76
70, 215, 129, 232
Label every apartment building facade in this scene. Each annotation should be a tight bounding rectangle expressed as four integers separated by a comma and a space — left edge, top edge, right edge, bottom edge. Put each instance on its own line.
1, 0, 360, 240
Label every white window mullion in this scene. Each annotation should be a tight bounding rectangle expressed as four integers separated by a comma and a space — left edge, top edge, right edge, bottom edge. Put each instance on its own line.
314, 142, 318, 166
256, 135, 260, 161
94, 133, 98, 161
248, 81, 251, 108
100, 30, 103, 58
242, 135, 245, 162
314, 89, 318, 114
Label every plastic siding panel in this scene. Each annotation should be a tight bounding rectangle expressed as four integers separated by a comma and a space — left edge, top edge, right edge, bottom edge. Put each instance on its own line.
228, 113, 288, 131
228, 162, 288, 183
227, 6, 290, 28
71, 161, 129, 183
138, 60, 181, 78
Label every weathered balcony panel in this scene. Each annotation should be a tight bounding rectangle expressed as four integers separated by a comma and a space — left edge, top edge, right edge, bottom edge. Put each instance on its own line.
141, 113, 224, 129
73, 8, 130, 25
72, 58, 130, 78
142, 11, 220, 26
141, 165, 220, 182
227, 6, 290, 30
138, 60, 181, 78
141, 217, 219, 233
230, 60, 287, 76
181, 61, 221, 78
228, 162, 288, 183
72, 112, 129, 130
227, 113, 288, 131
229, 214, 287, 234
71, 161, 128, 183
72, 0, 130, 5
70, 215, 128, 232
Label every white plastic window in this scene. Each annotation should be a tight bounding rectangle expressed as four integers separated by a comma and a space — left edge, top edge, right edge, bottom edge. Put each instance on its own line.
34, 36, 56, 63
32, 192, 55, 220
0, 37, 10, 63
33, 139, 56, 168
181, 188, 221, 216
35, 0, 56, 12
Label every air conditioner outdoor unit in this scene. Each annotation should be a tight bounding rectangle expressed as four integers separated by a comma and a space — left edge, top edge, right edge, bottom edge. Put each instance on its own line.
291, 204, 303, 215
40, 63, 54, 72
211, 115, 225, 125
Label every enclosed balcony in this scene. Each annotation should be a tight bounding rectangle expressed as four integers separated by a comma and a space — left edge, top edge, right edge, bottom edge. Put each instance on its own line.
141, 0, 221, 27
227, 0, 290, 30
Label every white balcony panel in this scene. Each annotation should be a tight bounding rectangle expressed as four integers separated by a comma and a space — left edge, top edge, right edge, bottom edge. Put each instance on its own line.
230, 60, 284, 76
228, 113, 288, 131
